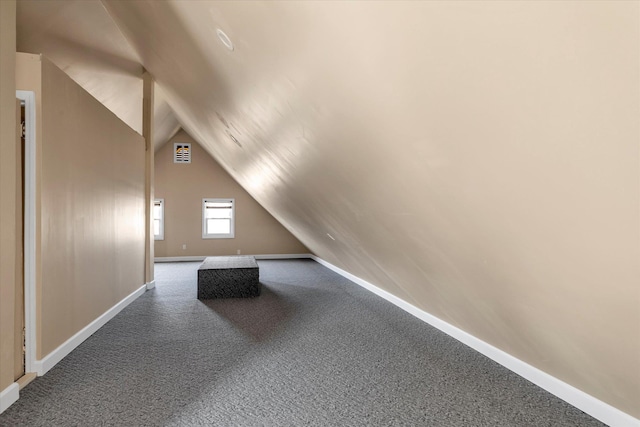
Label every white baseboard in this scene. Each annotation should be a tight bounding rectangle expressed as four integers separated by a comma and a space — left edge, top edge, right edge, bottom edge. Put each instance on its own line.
154, 254, 313, 263
0, 383, 19, 414
310, 255, 639, 427
33, 284, 146, 376
146, 280, 156, 290
253, 253, 313, 260
155, 256, 206, 262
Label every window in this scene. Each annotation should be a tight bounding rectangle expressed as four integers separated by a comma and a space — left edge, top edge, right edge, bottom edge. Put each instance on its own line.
174, 143, 191, 163
203, 198, 234, 239
153, 199, 164, 240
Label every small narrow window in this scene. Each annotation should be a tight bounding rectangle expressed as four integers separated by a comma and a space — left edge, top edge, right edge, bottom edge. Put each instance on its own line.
203, 198, 234, 239
174, 143, 191, 163
153, 199, 164, 240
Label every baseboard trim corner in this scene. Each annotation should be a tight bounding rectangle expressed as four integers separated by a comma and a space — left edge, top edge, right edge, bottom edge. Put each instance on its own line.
310, 255, 639, 427
0, 382, 19, 414
33, 284, 146, 377
146, 280, 156, 290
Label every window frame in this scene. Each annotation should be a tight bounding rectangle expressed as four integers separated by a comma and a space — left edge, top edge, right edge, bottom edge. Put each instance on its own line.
153, 198, 164, 241
202, 198, 235, 239
173, 142, 191, 163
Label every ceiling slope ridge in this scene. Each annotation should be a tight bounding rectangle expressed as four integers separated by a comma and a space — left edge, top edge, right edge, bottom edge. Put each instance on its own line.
99, 0, 186, 151
97, 0, 142, 66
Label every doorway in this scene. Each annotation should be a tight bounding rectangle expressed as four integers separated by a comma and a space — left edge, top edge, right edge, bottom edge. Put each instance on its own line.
15, 90, 35, 382
13, 97, 24, 382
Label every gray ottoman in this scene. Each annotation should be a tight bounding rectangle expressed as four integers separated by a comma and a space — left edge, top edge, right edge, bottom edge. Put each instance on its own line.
197, 256, 260, 299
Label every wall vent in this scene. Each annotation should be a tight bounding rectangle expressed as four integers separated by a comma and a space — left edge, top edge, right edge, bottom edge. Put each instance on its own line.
174, 143, 191, 163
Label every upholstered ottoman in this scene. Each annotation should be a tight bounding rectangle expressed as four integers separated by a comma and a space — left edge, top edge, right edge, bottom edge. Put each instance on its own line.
197, 256, 260, 299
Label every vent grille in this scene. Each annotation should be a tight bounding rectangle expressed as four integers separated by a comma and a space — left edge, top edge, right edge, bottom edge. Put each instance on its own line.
174, 143, 191, 163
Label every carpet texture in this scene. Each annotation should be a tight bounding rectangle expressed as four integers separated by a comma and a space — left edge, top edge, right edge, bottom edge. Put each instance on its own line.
0, 259, 603, 426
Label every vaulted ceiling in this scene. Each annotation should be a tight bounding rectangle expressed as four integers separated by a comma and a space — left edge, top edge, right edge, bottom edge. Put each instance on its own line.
15, 0, 639, 418
17, 0, 180, 149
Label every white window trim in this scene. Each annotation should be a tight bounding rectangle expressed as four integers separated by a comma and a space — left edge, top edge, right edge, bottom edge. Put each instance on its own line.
154, 199, 164, 241
202, 198, 235, 239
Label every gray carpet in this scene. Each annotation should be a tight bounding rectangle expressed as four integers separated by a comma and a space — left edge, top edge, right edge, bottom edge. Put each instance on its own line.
0, 259, 603, 426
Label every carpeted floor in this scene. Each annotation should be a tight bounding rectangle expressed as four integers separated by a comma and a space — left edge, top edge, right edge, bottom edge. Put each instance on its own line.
0, 259, 603, 426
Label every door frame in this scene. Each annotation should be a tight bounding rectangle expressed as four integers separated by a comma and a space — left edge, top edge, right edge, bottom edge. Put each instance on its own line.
16, 90, 35, 375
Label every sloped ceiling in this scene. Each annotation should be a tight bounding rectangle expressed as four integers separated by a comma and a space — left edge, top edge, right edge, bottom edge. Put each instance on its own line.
16, 0, 180, 150
17, 0, 639, 417
101, 0, 639, 416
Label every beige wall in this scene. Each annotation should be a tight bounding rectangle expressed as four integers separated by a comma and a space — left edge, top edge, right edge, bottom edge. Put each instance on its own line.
0, 0, 17, 392
154, 130, 308, 257
16, 54, 146, 358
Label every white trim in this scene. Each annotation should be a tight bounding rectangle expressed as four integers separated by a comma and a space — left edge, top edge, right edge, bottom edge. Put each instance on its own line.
154, 254, 313, 263
253, 254, 313, 260
155, 256, 206, 263
310, 255, 639, 427
0, 383, 19, 414
16, 90, 36, 375
33, 284, 146, 376
202, 198, 235, 239
146, 280, 156, 290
